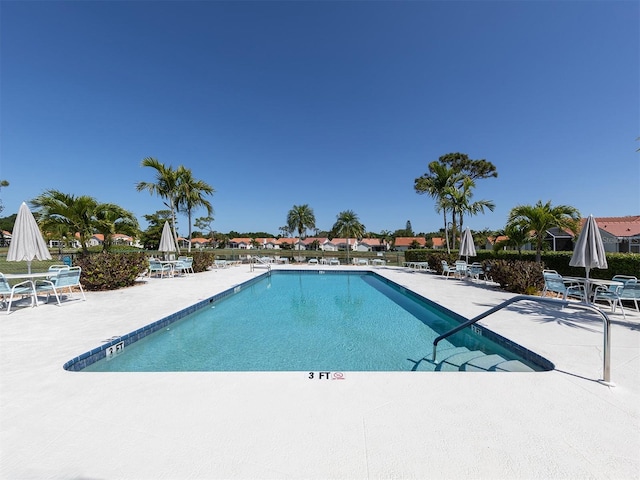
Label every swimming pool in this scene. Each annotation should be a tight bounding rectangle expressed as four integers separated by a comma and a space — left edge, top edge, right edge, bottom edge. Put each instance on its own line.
66, 271, 552, 372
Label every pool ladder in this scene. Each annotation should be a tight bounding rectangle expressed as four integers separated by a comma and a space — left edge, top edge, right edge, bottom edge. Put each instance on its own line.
249, 256, 271, 273
432, 296, 612, 385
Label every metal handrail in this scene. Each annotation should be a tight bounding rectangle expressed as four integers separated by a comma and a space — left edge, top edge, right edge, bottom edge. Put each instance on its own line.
432, 295, 612, 384
249, 256, 271, 273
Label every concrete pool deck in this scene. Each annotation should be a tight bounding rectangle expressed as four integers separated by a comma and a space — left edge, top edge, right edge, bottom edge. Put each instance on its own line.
1, 265, 638, 479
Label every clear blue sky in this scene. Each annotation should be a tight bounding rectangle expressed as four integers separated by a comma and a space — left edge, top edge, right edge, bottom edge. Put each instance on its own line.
1, 0, 638, 237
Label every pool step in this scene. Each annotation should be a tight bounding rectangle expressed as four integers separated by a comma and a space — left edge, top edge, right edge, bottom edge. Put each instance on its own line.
435, 347, 535, 372
438, 350, 486, 371
493, 360, 535, 372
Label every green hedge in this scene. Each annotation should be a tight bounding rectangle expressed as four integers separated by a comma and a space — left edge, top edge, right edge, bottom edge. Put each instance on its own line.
405, 249, 639, 278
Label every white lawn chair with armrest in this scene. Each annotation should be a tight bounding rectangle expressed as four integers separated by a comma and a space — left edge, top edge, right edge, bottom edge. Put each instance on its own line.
593, 281, 626, 319
0, 273, 35, 314
441, 261, 455, 279
612, 276, 639, 312
541, 270, 585, 302
468, 262, 486, 282
454, 260, 468, 279
148, 259, 173, 278
35, 266, 86, 305
174, 257, 194, 276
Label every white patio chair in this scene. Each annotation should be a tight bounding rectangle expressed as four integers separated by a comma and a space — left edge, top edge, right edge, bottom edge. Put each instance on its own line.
593, 281, 626, 319
175, 257, 194, 275
454, 260, 468, 279
614, 276, 639, 312
35, 266, 86, 305
148, 259, 173, 278
0, 273, 35, 314
441, 261, 455, 279
468, 262, 486, 282
541, 270, 585, 302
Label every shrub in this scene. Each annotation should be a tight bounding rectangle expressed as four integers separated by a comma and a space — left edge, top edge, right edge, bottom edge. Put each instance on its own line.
488, 259, 545, 294
191, 251, 218, 272
75, 252, 148, 291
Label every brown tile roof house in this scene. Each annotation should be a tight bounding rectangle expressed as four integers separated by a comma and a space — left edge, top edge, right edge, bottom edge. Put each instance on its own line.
583, 216, 640, 253
229, 237, 253, 248
430, 237, 446, 249
189, 237, 212, 248
394, 237, 426, 251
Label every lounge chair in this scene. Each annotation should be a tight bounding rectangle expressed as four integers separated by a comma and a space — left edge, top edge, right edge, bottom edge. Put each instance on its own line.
541, 270, 585, 302
329, 258, 340, 265
34, 266, 86, 305
308, 258, 318, 265
0, 273, 35, 314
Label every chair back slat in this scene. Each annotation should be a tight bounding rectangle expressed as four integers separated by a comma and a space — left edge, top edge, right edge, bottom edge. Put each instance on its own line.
52, 267, 82, 288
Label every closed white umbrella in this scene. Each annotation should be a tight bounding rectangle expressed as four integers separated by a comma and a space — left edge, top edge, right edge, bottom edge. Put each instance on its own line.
158, 221, 176, 259
7, 202, 52, 273
570, 215, 608, 302
459, 227, 476, 263
570, 215, 608, 279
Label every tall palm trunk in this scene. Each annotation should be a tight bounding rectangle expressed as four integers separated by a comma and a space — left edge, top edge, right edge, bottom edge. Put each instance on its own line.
443, 211, 450, 254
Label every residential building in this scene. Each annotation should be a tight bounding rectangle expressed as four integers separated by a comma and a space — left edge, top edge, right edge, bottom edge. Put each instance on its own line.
394, 237, 426, 251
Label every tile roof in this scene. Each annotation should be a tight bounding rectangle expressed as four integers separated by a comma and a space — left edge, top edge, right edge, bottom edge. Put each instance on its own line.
359, 238, 382, 246
229, 238, 252, 244
394, 237, 426, 247
431, 237, 445, 247
582, 215, 640, 238
487, 235, 508, 244
190, 237, 211, 244
329, 238, 356, 245
276, 237, 297, 245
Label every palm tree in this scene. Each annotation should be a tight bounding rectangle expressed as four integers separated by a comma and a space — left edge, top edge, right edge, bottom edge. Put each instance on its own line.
94, 203, 139, 252
379, 230, 392, 251
414, 161, 459, 253
450, 177, 495, 248
331, 210, 365, 265
287, 204, 316, 261
492, 224, 532, 257
136, 157, 182, 253
507, 200, 581, 263
176, 168, 215, 252
31, 190, 99, 254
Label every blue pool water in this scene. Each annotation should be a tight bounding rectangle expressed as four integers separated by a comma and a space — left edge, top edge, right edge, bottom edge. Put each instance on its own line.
75, 271, 549, 372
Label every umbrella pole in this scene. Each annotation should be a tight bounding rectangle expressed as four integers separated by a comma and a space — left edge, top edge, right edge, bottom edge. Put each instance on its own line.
27, 261, 32, 274
585, 267, 591, 303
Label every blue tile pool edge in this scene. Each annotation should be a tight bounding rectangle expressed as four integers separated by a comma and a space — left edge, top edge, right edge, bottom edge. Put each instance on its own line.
63, 270, 554, 372
63, 272, 271, 371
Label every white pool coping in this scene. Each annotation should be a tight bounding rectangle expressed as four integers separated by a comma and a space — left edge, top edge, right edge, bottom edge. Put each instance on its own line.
1, 265, 638, 479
